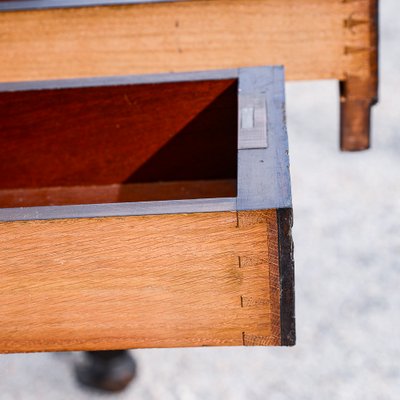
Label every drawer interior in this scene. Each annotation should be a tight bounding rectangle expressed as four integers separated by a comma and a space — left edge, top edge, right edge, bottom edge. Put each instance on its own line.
0, 78, 238, 208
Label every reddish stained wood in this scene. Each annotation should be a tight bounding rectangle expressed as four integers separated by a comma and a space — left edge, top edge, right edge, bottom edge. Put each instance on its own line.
0, 79, 237, 189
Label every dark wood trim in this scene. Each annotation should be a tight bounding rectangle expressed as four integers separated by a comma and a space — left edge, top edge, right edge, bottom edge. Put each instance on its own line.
370, 0, 379, 107
0, 0, 181, 12
277, 208, 295, 346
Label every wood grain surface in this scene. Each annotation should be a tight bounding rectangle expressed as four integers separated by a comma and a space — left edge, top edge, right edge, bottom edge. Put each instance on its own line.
0, 0, 376, 83
0, 79, 237, 189
0, 209, 281, 353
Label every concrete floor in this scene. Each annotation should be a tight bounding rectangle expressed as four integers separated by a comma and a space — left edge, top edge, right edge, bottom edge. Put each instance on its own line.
1, 1, 399, 399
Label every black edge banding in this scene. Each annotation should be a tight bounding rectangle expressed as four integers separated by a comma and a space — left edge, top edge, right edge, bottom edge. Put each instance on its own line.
0, 1, 184, 12
277, 208, 296, 346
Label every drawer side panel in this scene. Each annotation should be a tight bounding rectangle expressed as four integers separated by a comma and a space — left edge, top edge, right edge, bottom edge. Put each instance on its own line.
0, 209, 282, 352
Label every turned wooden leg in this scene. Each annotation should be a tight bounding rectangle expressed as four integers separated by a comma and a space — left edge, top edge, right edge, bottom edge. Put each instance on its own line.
340, 76, 378, 151
75, 350, 137, 393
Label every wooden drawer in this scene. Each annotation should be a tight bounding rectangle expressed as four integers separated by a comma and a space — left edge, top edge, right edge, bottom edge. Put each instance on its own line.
0, 66, 295, 353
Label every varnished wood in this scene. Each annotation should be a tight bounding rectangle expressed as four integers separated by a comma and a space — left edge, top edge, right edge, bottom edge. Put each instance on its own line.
0, 209, 282, 353
0, 79, 237, 189
0, 179, 236, 208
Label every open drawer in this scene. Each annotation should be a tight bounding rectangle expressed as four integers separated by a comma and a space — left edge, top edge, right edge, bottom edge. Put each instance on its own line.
0, 66, 295, 352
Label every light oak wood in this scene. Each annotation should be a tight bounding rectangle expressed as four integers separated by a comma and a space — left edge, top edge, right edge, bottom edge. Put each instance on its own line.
0, 209, 281, 353
0, 0, 375, 83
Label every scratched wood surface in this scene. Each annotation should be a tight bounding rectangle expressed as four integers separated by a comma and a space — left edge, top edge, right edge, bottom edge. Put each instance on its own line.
0, 0, 376, 83
0, 209, 281, 353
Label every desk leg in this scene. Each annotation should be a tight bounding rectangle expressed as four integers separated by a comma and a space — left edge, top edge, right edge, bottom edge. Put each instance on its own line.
75, 350, 137, 392
340, 76, 378, 151
340, 0, 379, 151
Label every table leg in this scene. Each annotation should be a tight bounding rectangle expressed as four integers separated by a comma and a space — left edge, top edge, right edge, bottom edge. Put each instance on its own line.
75, 350, 137, 392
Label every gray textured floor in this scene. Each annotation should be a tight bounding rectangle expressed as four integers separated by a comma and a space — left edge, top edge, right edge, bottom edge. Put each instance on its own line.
1, 2, 399, 399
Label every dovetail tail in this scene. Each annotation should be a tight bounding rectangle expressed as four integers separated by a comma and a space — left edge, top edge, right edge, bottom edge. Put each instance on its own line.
344, 16, 369, 31
242, 334, 275, 346
344, 46, 370, 55
240, 296, 270, 307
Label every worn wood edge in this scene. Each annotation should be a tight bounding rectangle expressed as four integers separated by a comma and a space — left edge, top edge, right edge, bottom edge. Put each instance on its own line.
276, 208, 295, 346
369, 0, 379, 106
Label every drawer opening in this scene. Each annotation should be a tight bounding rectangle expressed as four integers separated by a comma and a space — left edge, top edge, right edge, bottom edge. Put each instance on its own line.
0, 78, 238, 208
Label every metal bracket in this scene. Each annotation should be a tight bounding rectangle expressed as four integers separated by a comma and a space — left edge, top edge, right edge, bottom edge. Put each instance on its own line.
238, 94, 267, 150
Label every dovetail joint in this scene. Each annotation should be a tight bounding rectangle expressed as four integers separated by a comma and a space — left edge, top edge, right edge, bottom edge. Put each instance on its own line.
344, 46, 371, 55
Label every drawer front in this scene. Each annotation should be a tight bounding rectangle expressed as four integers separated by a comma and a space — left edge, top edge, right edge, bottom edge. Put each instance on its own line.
0, 66, 294, 352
